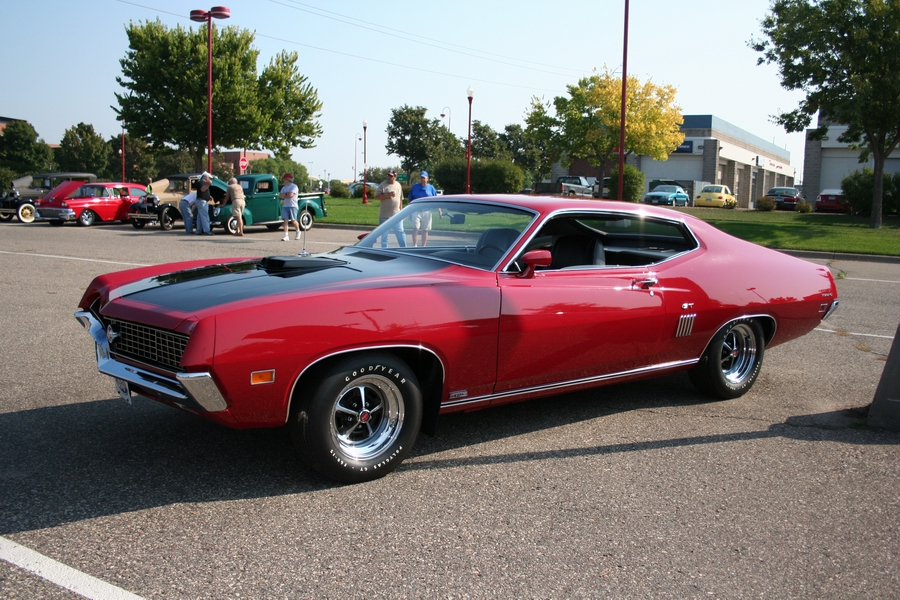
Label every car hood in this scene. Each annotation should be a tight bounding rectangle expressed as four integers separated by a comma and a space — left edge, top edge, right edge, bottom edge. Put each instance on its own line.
100, 248, 461, 323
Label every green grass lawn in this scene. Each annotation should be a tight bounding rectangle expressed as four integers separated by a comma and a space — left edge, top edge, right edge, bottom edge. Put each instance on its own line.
319, 196, 900, 256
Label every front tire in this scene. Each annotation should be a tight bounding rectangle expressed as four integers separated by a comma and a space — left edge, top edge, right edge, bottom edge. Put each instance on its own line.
17, 203, 36, 223
290, 353, 423, 484
77, 209, 97, 227
689, 319, 765, 399
0, 213, 12, 222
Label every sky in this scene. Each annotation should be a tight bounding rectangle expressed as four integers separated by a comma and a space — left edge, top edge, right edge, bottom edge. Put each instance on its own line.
2, 0, 809, 183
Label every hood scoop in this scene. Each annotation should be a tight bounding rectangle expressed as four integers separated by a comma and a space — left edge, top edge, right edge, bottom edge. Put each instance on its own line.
258, 255, 350, 277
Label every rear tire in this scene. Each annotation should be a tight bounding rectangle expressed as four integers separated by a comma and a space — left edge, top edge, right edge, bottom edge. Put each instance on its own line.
226, 216, 239, 235
290, 353, 422, 484
689, 319, 765, 399
0, 213, 13, 222
160, 208, 176, 230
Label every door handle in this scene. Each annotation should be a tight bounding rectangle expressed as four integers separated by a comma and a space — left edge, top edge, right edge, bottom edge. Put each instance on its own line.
632, 276, 658, 290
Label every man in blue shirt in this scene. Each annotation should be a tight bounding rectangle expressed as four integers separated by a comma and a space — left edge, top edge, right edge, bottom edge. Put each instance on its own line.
408, 171, 437, 246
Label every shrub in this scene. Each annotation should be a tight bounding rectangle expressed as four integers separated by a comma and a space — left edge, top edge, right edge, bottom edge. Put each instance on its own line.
755, 196, 776, 211
607, 165, 645, 202
798, 200, 812, 213
842, 168, 900, 216
329, 181, 349, 198
433, 157, 524, 194
724, 198, 737, 209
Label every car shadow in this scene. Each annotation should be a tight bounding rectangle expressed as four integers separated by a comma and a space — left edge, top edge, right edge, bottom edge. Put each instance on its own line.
0, 373, 894, 535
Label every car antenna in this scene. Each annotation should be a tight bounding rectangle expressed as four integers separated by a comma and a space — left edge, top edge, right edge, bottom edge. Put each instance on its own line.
298, 227, 309, 257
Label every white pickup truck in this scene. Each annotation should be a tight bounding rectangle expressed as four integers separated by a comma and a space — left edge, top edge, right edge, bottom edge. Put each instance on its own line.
533, 176, 595, 197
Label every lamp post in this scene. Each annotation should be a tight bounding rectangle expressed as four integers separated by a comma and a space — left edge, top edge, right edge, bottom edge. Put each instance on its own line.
362, 120, 369, 204
466, 87, 474, 194
190, 6, 231, 174
617, 0, 629, 203
440, 106, 451, 131
353, 133, 362, 181
120, 126, 125, 182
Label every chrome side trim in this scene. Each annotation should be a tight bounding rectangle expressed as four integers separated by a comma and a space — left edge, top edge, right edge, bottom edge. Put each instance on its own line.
441, 358, 699, 409
75, 310, 228, 413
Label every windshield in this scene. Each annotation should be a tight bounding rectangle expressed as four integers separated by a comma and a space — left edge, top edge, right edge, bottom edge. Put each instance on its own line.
355, 199, 536, 270
654, 186, 680, 193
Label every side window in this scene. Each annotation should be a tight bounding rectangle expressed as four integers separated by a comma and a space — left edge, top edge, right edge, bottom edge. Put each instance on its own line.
130, 188, 147, 198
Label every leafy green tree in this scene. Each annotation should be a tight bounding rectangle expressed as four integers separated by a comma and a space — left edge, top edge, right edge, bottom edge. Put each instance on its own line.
753, 0, 900, 228
155, 149, 195, 177
0, 120, 53, 175
433, 157, 523, 194
256, 51, 323, 157
470, 121, 511, 161
523, 98, 560, 183
385, 105, 441, 179
57, 123, 109, 176
528, 69, 684, 186
842, 168, 900, 217
499, 123, 542, 181
106, 134, 157, 182
116, 21, 322, 172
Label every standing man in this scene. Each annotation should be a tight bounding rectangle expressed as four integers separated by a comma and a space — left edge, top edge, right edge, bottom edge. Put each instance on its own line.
179, 192, 197, 234
226, 177, 245, 236
408, 170, 438, 246
195, 172, 212, 235
374, 169, 406, 247
279, 173, 301, 242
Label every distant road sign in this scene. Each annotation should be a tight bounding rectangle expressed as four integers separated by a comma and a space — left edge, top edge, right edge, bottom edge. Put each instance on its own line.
397, 173, 408, 182
239, 157, 249, 170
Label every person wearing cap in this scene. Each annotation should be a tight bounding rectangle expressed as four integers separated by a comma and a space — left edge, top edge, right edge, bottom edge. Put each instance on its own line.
408, 170, 438, 246
374, 169, 406, 248
279, 173, 301, 241
195, 172, 213, 235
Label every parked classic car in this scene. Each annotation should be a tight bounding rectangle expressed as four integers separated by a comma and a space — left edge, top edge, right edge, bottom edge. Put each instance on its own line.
0, 172, 96, 224
211, 173, 327, 234
128, 174, 228, 230
643, 185, 690, 206
694, 185, 735, 208
814, 189, 846, 213
76, 195, 839, 484
36, 182, 148, 226
765, 187, 804, 211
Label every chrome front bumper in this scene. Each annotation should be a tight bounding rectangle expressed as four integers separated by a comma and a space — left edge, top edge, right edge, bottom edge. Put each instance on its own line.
35, 208, 76, 221
75, 310, 228, 412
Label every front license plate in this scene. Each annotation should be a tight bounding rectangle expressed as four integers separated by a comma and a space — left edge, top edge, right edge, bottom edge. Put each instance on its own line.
115, 378, 133, 404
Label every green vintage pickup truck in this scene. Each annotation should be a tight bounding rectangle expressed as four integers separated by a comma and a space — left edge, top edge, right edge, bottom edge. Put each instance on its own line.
211, 173, 326, 235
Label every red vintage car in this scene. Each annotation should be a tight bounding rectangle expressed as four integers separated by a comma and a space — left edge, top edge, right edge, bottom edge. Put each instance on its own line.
75, 196, 839, 483
36, 182, 148, 226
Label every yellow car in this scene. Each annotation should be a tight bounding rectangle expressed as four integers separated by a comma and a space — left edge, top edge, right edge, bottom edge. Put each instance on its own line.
694, 185, 735, 208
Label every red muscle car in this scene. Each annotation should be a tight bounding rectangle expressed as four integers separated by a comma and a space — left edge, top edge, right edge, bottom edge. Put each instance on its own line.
36, 182, 148, 226
75, 196, 839, 483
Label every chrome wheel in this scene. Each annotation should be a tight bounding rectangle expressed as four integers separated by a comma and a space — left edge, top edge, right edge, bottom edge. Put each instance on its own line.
330, 375, 405, 461
77, 210, 96, 226
17, 203, 35, 223
719, 322, 758, 386
689, 319, 765, 399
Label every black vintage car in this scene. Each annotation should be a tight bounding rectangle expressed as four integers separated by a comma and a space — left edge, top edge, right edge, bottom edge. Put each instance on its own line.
0, 172, 96, 223
128, 173, 228, 230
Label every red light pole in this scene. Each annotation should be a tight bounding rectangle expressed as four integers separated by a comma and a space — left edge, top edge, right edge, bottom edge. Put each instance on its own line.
466, 87, 474, 194
362, 120, 369, 204
120, 126, 125, 182
617, 0, 629, 202
190, 6, 231, 174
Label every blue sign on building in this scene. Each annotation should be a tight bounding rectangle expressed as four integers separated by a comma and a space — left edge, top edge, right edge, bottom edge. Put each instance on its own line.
674, 140, 694, 153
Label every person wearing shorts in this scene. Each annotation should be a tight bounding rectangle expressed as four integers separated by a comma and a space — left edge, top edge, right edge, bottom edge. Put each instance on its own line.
374, 169, 406, 247
408, 170, 438, 246
279, 173, 300, 241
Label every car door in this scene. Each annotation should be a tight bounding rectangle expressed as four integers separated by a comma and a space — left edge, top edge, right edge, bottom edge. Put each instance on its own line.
495, 265, 666, 394
118, 187, 146, 220
87, 187, 113, 220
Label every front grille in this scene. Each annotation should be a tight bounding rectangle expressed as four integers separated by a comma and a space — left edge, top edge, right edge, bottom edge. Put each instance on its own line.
108, 318, 189, 371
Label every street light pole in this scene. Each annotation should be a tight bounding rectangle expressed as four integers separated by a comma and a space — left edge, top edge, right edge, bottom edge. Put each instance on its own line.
120, 126, 125, 182
466, 87, 474, 194
354, 133, 361, 181
617, 0, 629, 202
190, 6, 231, 174
362, 120, 369, 204
440, 106, 451, 131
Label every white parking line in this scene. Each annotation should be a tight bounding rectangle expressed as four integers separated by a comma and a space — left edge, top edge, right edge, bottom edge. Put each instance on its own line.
0, 536, 144, 600
0, 250, 150, 267
816, 327, 895, 340
844, 277, 900, 284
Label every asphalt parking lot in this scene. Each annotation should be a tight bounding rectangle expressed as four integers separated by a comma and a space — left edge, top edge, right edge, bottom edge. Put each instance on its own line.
0, 220, 898, 599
